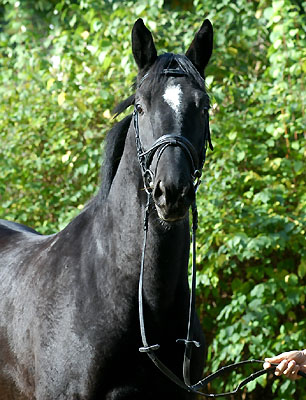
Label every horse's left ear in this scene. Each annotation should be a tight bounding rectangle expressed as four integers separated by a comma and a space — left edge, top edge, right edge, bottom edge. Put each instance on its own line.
185, 19, 213, 77
132, 19, 157, 72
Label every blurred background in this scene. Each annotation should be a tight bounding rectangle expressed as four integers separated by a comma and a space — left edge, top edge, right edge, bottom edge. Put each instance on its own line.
0, 0, 305, 398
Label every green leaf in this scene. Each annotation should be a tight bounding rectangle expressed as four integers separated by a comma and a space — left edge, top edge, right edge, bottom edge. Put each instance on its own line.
298, 258, 306, 279
237, 150, 245, 162
263, 7, 274, 20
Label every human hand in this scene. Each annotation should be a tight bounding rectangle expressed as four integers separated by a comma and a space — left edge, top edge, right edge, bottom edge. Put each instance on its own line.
263, 350, 306, 380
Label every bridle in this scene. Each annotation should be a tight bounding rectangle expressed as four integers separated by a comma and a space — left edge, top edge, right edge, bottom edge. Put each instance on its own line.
133, 67, 213, 196
133, 67, 306, 397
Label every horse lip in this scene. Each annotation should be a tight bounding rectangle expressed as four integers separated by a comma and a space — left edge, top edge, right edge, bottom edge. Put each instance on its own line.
155, 205, 188, 222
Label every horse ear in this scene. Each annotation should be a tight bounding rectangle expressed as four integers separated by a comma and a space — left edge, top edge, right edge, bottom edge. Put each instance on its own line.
132, 18, 157, 71
185, 19, 213, 77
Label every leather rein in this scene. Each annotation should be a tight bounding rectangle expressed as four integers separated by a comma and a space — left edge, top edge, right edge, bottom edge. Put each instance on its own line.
133, 68, 306, 397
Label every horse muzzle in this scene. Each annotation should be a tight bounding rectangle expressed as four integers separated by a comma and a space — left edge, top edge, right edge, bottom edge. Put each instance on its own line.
135, 132, 201, 222
153, 179, 195, 222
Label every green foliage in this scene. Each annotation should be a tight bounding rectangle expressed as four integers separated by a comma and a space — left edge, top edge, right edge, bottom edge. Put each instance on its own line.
194, 0, 306, 398
0, 0, 305, 399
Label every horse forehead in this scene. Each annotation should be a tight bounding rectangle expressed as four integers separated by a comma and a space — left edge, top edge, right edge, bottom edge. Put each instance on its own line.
162, 80, 202, 112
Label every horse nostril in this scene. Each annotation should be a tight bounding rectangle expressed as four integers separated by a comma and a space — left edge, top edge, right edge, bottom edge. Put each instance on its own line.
182, 181, 195, 202
153, 180, 194, 208
153, 180, 165, 204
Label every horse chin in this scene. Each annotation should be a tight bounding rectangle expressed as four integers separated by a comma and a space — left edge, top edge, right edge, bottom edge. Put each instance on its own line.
155, 205, 188, 223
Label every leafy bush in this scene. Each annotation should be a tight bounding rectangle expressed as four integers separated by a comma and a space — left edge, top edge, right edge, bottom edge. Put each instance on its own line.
0, 0, 305, 398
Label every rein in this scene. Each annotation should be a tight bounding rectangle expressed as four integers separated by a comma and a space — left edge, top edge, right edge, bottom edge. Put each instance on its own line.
134, 68, 306, 397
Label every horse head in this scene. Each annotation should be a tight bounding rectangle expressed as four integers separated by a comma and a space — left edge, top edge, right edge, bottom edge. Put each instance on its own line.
132, 19, 213, 222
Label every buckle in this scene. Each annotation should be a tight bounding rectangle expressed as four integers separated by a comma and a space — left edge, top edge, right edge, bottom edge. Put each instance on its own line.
139, 344, 160, 353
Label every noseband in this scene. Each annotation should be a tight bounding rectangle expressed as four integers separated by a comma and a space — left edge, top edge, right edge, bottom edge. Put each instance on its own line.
133, 68, 306, 397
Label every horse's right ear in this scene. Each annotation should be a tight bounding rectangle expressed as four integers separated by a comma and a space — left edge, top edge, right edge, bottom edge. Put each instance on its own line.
132, 19, 157, 72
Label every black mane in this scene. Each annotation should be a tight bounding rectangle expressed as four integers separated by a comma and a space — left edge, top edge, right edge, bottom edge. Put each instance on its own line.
98, 114, 132, 201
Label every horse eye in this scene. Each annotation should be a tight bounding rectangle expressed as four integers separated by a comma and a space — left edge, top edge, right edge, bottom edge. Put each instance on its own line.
136, 104, 144, 115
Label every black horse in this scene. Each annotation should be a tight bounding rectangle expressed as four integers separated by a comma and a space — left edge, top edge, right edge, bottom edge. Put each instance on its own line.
0, 18, 213, 399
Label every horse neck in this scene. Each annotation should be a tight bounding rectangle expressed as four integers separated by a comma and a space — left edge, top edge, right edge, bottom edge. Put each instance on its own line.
104, 124, 191, 309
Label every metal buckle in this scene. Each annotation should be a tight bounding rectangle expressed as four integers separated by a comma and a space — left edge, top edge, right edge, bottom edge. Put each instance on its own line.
139, 344, 160, 353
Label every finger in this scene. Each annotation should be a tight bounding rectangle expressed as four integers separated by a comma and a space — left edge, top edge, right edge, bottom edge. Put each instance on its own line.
263, 362, 271, 370
265, 357, 282, 363
275, 359, 288, 376
265, 354, 286, 363
265, 350, 299, 364
289, 365, 301, 381
265, 351, 295, 363
284, 360, 296, 376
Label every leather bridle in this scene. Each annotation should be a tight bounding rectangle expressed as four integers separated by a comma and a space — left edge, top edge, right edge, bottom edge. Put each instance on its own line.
133, 68, 306, 397
133, 74, 212, 195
